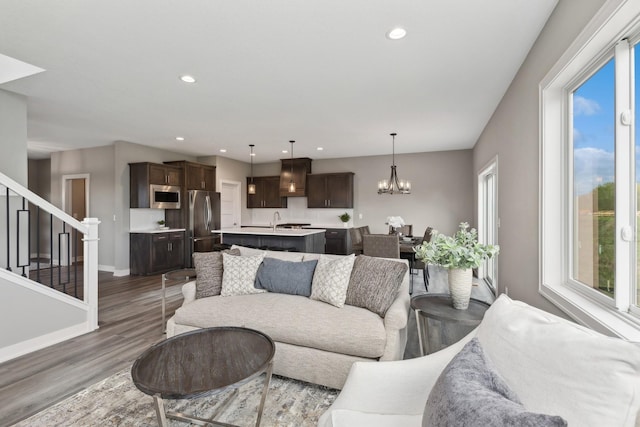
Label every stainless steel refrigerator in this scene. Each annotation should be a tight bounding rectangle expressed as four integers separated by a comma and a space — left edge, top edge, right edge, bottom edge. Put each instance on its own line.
186, 190, 221, 267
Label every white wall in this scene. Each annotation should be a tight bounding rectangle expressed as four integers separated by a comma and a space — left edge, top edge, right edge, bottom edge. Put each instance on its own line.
0, 89, 27, 185
252, 150, 474, 237
472, 0, 607, 315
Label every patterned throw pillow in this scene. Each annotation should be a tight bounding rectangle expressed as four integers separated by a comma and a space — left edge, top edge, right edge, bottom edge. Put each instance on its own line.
220, 252, 266, 296
310, 254, 356, 307
345, 255, 407, 317
193, 248, 240, 299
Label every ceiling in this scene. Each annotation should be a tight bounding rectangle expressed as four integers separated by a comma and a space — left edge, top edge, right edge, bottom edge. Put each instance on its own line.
0, 0, 558, 163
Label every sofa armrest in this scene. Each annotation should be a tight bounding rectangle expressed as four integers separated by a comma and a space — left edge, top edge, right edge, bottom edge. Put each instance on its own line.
384, 280, 410, 331
182, 280, 196, 305
318, 329, 477, 427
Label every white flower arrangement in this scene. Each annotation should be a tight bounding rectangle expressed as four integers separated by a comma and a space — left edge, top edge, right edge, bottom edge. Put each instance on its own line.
386, 216, 405, 229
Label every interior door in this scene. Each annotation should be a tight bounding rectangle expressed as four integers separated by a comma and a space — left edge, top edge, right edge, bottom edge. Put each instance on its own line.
220, 181, 241, 228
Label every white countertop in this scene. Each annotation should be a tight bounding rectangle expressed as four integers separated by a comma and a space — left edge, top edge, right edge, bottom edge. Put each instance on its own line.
213, 227, 326, 237
130, 228, 186, 234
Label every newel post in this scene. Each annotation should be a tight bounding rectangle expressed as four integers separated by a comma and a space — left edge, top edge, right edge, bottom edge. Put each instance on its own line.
82, 217, 100, 330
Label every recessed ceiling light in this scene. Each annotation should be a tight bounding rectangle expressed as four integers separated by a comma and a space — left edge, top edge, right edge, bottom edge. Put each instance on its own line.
282, 150, 288, 153
386, 27, 407, 40
175, 136, 184, 141
180, 75, 196, 83
220, 149, 227, 153
317, 147, 324, 151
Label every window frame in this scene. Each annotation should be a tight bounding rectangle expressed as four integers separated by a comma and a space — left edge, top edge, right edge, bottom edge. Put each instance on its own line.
478, 156, 498, 293
539, 0, 640, 340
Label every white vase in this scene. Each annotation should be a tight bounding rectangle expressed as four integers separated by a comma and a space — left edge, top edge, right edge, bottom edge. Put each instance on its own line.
448, 268, 473, 309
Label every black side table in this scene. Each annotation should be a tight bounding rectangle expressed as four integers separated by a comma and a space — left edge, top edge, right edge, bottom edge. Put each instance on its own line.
410, 293, 490, 356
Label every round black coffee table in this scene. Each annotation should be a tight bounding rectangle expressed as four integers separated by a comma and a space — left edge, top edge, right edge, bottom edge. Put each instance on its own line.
132, 327, 275, 426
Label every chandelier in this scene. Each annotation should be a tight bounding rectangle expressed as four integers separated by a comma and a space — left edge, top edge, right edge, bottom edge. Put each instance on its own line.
378, 133, 411, 194
248, 144, 256, 195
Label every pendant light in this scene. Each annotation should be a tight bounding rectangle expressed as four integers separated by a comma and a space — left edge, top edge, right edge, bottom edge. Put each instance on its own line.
378, 133, 411, 194
248, 144, 256, 195
288, 140, 296, 193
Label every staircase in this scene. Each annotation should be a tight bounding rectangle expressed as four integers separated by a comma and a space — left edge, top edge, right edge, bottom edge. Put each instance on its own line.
0, 172, 99, 363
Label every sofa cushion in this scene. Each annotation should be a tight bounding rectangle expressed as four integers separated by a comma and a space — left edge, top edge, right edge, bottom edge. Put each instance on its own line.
477, 295, 640, 427
255, 257, 318, 296
193, 248, 240, 299
231, 245, 304, 261
346, 255, 407, 317
172, 292, 387, 358
220, 252, 266, 296
423, 338, 567, 427
310, 254, 356, 308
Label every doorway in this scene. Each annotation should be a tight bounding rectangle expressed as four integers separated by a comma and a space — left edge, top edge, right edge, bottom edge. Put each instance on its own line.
220, 180, 241, 228
62, 174, 90, 261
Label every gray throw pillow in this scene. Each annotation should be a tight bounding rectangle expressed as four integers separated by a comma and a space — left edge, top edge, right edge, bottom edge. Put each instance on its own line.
193, 248, 240, 299
345, 255, 407, 317
255, 257, 318, 296
423, 338, 567, 427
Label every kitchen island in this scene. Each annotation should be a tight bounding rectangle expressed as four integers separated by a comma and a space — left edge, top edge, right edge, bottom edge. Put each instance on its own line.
213, 227, 326, 253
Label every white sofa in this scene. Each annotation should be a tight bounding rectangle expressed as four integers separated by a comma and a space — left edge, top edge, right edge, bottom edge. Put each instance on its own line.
319, 294, 640, 427
166, 246, 411, 390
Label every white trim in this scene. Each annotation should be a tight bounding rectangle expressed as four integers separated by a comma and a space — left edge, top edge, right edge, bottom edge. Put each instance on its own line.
113, 268, 130, 277
477, 156, 499, 291
539, 0, 640, 339
0, 322, 94, 364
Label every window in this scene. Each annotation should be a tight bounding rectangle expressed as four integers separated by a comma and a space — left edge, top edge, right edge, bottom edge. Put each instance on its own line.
478, 158, 498, 291
540, 0, 640, 339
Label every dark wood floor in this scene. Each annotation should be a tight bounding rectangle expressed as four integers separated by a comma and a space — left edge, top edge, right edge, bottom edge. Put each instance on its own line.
0, 271, 185, 427
0, 266, 494, 427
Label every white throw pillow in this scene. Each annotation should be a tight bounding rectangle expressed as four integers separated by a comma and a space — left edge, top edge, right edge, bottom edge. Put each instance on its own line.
310, 254, 355, 308
220, 253, 266, 296
477, 294, 640, 427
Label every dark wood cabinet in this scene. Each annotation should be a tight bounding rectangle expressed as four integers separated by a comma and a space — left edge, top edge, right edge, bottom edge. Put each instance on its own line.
247, 176, 288, 208
130, 231, 185, 275
279, 158, 312, 197
130, 162, 183, 208
324, 228, 352, 255
165, 161, 216, 191
307, 172, 354, 208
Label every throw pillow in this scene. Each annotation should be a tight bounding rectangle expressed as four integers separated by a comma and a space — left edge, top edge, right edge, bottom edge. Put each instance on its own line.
345, 255, 407, 317
310, 254, 356, 308
255, 257, 318, 297
423, 338, 567, 427
193, 248, 240, 299
220, 252, 267, 296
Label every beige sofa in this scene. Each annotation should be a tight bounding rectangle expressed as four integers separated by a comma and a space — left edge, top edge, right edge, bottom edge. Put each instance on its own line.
166, 246, 411, 390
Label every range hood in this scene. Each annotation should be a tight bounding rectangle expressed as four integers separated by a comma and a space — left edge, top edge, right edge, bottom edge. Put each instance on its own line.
280, 158, 312, 197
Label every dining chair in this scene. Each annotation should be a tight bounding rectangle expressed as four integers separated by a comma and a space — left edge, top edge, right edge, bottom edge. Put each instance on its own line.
413, 227, 433, 291
362, 234, 400, 259
349, 227, 363, 255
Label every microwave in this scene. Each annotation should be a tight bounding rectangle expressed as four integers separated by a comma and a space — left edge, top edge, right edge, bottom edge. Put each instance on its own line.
150, 184, 181, 209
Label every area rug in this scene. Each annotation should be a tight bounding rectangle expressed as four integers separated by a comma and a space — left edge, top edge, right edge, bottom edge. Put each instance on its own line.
15, 368, 338, 426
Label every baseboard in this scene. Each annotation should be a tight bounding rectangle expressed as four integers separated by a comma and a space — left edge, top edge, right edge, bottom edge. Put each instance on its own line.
113, 269, 130, 277
0, 322, 95, 364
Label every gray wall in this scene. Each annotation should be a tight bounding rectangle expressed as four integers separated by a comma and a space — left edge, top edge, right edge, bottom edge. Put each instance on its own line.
50, 145, 116, 270
0, 276, 85, 347
472, 0, 606, 315
254, 149, 475, 237
0, 89, 27, 185
28, 158, 52, 256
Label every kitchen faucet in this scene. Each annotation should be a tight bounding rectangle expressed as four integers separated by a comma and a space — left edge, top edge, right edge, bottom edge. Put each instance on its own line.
272, 211, 281, 231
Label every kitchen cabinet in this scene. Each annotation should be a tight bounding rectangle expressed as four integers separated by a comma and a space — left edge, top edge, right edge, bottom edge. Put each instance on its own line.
247, 176, 288, 208
130, 231, 185, 275
279, 158, 312, 197
165, 161, 216, 191
129, 162, 183, 208
324, 228, 352, 255
307, 172, 354, 208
